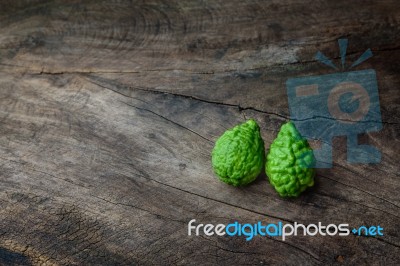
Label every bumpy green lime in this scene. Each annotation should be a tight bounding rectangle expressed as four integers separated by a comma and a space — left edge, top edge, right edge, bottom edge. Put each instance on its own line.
211, 119, 265, 186
266, 121, 315, 197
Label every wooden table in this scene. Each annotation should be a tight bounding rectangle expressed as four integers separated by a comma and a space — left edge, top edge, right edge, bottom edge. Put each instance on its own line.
0, 1, 399, 265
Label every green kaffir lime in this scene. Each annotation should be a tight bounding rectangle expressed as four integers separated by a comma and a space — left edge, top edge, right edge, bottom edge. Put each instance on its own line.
266, 121, 315, 197
212, 119, 265, 186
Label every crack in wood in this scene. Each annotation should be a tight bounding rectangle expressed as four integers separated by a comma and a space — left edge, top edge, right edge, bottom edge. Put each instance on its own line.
85, 76, 399, 125
319, 174, 400, 209
121, 101, 213, 143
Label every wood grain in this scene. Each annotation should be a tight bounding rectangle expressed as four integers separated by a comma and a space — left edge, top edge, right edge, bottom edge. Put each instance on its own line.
0, 0, 399, 265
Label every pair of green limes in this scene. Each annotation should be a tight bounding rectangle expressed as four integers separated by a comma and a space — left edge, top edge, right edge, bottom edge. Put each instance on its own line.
211, 120, 315, 197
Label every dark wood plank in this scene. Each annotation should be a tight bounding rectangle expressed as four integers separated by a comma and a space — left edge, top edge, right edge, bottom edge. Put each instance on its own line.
0, 0, 399, 265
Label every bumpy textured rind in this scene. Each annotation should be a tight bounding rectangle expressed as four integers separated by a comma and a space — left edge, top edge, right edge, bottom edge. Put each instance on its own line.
266, 121, 315, 197
211, 119, 265, 186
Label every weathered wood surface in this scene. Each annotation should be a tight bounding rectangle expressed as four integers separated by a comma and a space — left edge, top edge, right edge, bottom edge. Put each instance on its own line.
0, 0, 399, 265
